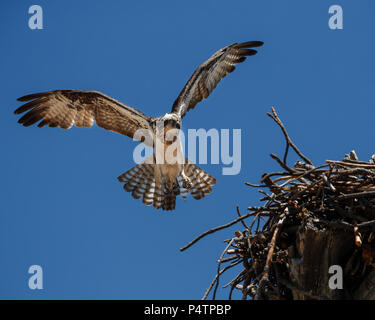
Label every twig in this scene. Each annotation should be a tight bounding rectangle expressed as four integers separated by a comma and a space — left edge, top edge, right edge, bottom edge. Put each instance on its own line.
357, 219, 375, 228
180, 211, 255, 252
270, 153, 296, 174
267, 107, 313, 165
326, 160, 375, 169
255, 214, 286, 299
202, 258, 242, 300
212, 239, 234, 300
337, 191, 375, 201
236, 206, 249, 230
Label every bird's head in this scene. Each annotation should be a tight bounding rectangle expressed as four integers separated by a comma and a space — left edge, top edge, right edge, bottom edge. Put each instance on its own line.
151, 113, 181, 144
151, 113, 181, 130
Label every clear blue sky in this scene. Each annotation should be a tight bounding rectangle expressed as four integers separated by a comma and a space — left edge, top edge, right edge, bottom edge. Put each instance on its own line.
1, 0, 374, 299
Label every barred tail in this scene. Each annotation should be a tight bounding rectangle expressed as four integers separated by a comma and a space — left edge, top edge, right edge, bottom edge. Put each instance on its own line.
117, 158, 217, 211
182, 160, 217, 200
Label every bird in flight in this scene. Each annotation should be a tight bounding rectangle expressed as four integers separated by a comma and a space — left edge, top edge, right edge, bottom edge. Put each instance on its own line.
14, 41, 263, 210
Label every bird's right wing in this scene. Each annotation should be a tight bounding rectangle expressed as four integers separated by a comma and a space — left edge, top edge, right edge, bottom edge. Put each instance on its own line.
14, 90, 154, 146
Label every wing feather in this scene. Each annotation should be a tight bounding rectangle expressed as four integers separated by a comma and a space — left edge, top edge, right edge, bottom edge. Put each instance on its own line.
15, 90, 154, 145
171, 41, 263, 118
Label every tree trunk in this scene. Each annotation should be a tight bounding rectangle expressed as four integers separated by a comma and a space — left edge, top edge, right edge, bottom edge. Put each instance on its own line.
288, 218, 375, 299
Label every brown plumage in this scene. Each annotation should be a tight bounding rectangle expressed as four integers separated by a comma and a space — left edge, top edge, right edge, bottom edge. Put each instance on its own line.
15, 90, 154, 146
14, 41, 263, 210
172, 41, 264, 118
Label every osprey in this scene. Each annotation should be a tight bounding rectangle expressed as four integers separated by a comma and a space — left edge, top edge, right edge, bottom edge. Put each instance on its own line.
14, 41, 263, 210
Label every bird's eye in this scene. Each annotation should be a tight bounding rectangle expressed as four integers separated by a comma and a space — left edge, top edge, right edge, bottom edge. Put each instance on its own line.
176, 123, 181, 129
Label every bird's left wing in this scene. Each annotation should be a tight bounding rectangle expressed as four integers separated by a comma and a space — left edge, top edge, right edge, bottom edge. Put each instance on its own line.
14, 90, 154, 146
171, 41, 263, 118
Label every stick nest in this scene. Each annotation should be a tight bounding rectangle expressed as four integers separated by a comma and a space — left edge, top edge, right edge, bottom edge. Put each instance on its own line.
181, 108, 375, 300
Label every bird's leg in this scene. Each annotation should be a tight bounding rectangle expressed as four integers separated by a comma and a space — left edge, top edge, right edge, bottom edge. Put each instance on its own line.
180, 169, 192, 189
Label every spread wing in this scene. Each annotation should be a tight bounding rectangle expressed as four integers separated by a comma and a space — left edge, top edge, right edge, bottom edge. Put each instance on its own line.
171, 41, 264, 118
14, 90, 154, 145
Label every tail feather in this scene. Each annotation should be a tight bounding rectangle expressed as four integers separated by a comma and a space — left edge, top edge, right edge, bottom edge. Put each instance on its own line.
184, 161, 217, 200
142, 179, 156, 206
178, 176, 189, 201
118, 163, 142, 183
131, 169, 148, 199
152, 182, 162, 209
161, 182, 180, 210
118, 157, 217, 211
132, 164, 154, 199
162, 190, 177, 211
